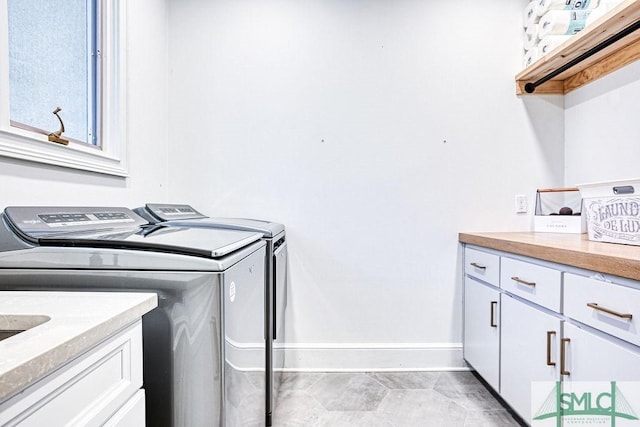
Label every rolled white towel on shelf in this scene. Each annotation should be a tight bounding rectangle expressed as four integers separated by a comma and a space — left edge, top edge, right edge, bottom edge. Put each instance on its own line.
585, 0, 625, 26
537, 0, 600, 17
524, 24, 540, 51
538, 35, 572, 56
538, 9, 592, 39
523, 48, 540, 68
524, 1, 540, 29
585, 5, 608, 26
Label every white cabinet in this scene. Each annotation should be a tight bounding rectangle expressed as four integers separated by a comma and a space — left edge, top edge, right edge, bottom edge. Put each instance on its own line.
498, 253, 563, 423
463, 276, 500, 391
0, 321, 145, 427
562, 322, 640, 382
463, 244, 640, 425
562, 273, 640, 383
500, 294, 561, 422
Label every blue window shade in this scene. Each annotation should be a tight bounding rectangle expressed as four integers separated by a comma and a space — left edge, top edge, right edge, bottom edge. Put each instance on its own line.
8, 0, 97, 145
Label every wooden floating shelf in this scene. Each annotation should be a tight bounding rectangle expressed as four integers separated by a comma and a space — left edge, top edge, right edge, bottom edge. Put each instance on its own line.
516, 0, 640, 95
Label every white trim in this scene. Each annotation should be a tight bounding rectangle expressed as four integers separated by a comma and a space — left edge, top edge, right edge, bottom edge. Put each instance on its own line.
277, 367, 471, 373
276, 342, 467, 372
224, 337, 264, 371
278, 342, 461, 350
0, 3, 10, 135
0, 0, 128, 177
223, 339, 468, 372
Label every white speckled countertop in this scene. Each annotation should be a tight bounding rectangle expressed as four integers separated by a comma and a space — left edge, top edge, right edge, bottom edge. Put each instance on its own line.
0, 291, 157, 403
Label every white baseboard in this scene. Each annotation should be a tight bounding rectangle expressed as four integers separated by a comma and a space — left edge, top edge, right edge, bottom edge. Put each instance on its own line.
276, 342, 468, 372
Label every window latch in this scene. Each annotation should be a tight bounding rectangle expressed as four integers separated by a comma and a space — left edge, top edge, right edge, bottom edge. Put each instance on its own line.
48, 107, 69, 146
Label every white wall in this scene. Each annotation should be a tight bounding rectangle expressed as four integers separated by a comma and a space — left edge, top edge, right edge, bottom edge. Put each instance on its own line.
167, 0, 565, 369
0, 0, 579, 372
0, 1, 170, 208
565, 61, 640, 186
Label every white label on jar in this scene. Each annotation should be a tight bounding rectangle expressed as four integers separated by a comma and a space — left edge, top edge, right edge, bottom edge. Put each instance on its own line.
229, 281, 236, 303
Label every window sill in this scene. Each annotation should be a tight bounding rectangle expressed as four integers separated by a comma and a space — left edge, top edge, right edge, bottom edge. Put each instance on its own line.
0, 129, 128, 177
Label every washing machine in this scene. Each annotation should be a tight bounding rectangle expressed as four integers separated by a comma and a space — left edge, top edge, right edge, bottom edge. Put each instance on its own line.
0, 206, 267, 427
134, 203, 287, 426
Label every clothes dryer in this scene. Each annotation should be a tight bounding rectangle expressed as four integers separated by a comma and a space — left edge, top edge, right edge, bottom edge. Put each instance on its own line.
0, 206, 267, 427
134, 203, 287, 426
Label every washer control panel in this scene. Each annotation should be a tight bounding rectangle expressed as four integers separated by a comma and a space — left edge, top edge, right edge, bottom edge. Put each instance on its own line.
4, 206, 147, 238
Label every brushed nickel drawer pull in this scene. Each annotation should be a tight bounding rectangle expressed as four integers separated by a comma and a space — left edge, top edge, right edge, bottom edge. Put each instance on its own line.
511, 276, 536, 287
560, 338, 570, 376
490, 301, 498, 328
470, 262, 486, 270
587, 303, 633, 319
546, 331, 556, 366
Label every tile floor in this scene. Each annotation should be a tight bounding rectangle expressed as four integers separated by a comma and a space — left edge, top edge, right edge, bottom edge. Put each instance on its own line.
271, 371, 525, 427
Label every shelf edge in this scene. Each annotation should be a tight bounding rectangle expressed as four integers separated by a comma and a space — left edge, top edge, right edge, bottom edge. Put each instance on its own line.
563, 36, 640, 93
516, 80, 564, 95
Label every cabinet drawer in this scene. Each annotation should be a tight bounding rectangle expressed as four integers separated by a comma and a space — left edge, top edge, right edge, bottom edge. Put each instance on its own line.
464, 247, 500, 287
564, 273, 640, 347
500, 257, 561, 312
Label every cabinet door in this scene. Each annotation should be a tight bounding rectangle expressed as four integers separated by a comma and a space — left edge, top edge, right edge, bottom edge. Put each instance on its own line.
501, 294, 561, 424
464, 277, 500, 391
104, 390, 145, 427
562, 323, 640, 382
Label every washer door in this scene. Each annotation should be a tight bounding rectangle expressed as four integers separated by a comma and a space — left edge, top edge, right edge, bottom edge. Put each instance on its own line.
223, 246, 266, 426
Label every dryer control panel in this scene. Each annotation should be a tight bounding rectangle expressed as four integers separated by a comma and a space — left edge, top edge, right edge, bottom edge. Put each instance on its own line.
143, 203, 207, 222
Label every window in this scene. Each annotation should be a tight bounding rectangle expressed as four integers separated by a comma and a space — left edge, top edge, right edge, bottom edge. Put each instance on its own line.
0, 0, 127, 176
8, 0, 97, 145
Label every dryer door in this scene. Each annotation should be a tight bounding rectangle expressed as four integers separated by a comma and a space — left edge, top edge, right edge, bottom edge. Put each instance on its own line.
272, 240, 288, 344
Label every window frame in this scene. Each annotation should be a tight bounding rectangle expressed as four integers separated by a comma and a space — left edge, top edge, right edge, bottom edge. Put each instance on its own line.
0, 1, 128, 177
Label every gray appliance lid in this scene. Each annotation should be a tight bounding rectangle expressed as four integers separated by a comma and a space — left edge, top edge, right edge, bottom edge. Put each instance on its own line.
140, 203, 285, 238
4, 206, 263, 259
171, 217, 285, 238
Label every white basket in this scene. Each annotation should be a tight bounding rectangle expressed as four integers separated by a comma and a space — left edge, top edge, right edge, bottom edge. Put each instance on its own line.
577, 178, 640, 245
534, 188, 586, 234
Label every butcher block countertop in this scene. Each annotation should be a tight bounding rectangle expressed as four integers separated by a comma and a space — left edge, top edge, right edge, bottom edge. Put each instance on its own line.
459, 232, 640, 282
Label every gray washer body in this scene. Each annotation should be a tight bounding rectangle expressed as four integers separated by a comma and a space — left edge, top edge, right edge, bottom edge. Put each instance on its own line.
0, 206, 267, 427
134, 204, 288, 426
